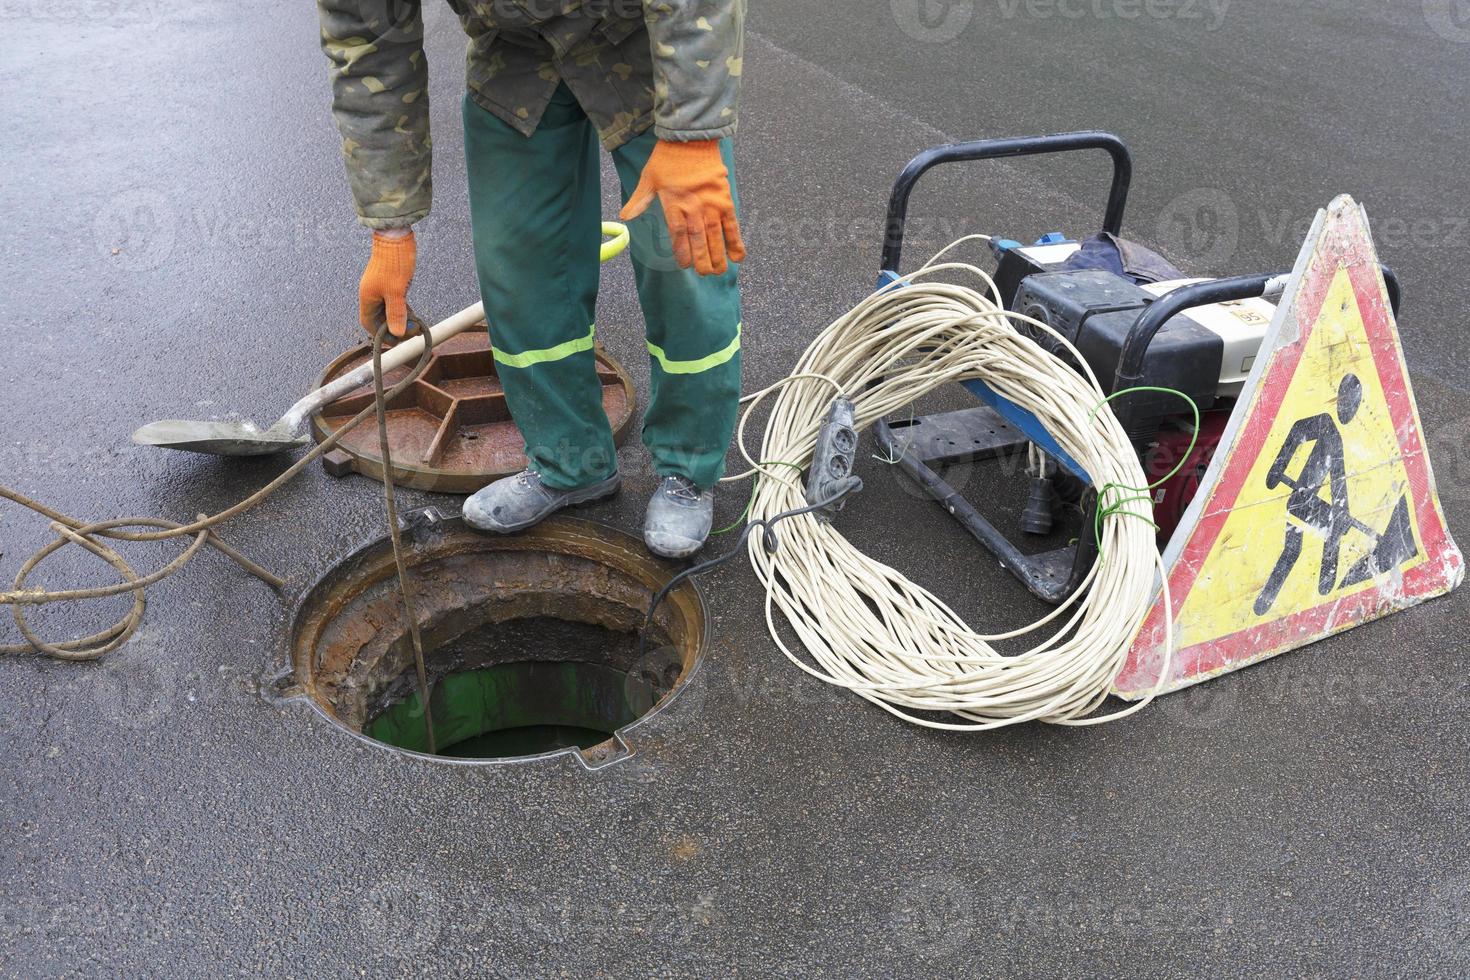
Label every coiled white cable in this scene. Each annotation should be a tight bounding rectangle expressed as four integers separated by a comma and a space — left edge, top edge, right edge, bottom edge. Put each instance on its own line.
734, 238, 1173, 729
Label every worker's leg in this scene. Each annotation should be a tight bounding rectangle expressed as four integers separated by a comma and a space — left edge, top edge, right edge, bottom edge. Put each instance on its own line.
462, 84, 616, 490
1319, 528, 1347, 595
1254, 524, 1303, 616
611, 132, 742, 490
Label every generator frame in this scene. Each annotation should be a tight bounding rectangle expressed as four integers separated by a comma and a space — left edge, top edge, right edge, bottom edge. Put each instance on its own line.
871, 132, 1400, 604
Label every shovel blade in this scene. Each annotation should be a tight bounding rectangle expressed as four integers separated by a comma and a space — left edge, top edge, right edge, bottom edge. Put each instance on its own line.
130, 418, 309, 457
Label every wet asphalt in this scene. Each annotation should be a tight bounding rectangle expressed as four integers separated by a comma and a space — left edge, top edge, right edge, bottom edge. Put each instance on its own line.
3, 1, 1469, 976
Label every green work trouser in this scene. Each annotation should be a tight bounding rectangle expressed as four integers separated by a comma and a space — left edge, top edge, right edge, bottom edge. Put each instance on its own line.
463, 84, 742, 492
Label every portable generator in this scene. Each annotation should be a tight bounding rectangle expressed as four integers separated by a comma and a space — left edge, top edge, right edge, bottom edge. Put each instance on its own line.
871, 133, 1401, 603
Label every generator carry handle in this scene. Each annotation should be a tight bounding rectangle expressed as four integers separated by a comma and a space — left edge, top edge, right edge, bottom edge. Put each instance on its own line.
1111, 266, 1403, 436
879, 131, 1133, 275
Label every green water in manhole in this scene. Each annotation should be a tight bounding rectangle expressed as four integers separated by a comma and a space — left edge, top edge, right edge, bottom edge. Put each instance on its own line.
365, 660, 651, 758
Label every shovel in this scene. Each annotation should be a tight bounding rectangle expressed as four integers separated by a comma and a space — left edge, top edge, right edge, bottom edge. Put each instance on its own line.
131, 301, 489, 456
132, 222, 630, 457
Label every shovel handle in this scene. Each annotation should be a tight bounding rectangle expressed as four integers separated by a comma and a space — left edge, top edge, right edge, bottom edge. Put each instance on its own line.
279, 301, 486, 431
279, 223, 626, 433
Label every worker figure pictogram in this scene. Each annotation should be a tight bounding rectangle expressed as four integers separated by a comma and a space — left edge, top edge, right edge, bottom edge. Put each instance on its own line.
1253, 373, 1416, 615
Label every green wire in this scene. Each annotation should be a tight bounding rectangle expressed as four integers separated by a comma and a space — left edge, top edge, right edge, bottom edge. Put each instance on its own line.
1088, 385, 1202, 488
711, 461, 805, 535
1085, 385, 1202, 553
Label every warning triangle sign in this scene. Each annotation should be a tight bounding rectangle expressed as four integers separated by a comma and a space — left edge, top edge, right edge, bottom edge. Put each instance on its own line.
1114, 195, 1463, 698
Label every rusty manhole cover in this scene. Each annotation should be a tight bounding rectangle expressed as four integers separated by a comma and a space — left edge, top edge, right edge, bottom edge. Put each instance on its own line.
281, 511, 706, 766
310, 327, 637, 493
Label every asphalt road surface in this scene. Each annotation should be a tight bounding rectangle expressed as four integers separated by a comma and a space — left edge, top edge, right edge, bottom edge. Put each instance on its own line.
3, 1, 1468, 975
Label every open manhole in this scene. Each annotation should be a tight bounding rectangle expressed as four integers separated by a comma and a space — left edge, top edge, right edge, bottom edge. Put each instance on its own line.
283, 511, 706, 766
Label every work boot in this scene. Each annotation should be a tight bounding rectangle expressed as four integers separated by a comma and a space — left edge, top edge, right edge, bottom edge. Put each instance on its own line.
644, 475, 714, 559
462, 469, 620, 533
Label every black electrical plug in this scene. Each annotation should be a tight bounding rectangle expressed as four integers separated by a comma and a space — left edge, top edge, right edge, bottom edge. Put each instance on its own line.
1020, 475, 1058, 536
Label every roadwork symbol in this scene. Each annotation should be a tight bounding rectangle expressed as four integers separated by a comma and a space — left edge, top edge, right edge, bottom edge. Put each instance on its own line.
1253, 372, 1418, 616
1114, 195, 1463, 699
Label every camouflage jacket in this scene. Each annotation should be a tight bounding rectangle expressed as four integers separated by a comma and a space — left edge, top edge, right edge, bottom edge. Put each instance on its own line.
318, 0, 745, 228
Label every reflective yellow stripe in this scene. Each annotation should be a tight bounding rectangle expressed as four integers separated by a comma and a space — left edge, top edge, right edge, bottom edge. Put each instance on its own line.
647, 323, 742, 375
491, 325, 596, 369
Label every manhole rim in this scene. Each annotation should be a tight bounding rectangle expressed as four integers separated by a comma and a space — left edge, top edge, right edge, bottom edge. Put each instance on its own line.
277, 509, 710, 770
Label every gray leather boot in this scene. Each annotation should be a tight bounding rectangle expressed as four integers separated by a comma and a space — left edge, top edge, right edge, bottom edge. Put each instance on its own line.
463, 469, 621, 533
644, 475, 714, 559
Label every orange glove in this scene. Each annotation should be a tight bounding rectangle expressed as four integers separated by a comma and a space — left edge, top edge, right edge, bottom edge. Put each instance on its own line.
619, 140, 745, 276
359, 229, 416, 338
